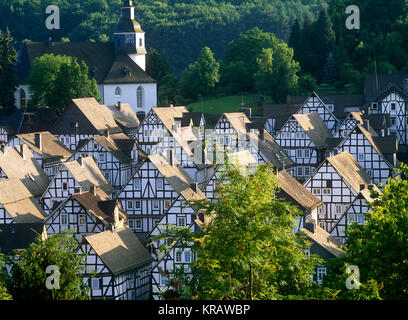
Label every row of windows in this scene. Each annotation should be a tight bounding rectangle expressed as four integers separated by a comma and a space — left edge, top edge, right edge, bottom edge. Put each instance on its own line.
296, 166, 315, 177
281, 132, 306, 139
114, 86, 145, 109
126, 199, 171, 210
60, 213, 85, 226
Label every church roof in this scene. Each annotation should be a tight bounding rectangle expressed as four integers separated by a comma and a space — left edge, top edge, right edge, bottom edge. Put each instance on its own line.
104, 52, 153, 84
16, 41, 154, 85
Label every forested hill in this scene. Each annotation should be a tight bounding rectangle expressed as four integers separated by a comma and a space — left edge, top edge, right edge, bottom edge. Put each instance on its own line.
0, 0, 326, 73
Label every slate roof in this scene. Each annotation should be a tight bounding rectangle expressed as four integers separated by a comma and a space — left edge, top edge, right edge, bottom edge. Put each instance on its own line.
0, 178, 46, 223
293, 113, 332, 149
51, 98, 123, 136
105, 103, 140, 129
300, 223, 345, 258
72, 191, 126, 224
63, 156, 114, 195
14, 131, 72, 161
0, 145, 50, 196
364, 73, 408, 101
82, 227, 153, 275
91, 132, 134, 164
276, 170, 322, 211
350, 111, 390, 130
326, 151, 375, 194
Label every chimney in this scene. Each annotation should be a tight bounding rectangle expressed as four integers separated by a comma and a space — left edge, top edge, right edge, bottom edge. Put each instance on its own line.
34, 133, 42, 150
404, 79, 408, 93
242, 108, 252, 120
305, 220, 316, 234
90, 185, 96, 196
20, 144, 25, 160
381, 129, 385, 137
78, 156, 84, 168
190, 182, 198, 193
360, 184, 365, 191
168, 148, 175, 167
117, 101, 121, 111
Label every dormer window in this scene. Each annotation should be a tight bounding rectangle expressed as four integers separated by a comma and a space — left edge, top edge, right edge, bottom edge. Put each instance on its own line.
123, 67, 130, 77
371, 102, 378, 110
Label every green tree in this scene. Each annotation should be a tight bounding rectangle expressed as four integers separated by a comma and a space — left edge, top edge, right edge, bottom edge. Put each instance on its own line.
146, 48, 171, 85
254, 46, 300, 103
155, 163, 320, 300
7, 230, 89, 300
180, 47, 220, 99
0, 29, 17, 112
28, 54, 99, 110
0, 250, 12, 300
322, 52, 337, 84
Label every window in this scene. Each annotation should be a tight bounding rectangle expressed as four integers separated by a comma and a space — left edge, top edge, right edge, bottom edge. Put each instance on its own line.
317, 268, 327, 284
137, 86, 145, 108
335, 204, 343, 215
357, 153, 365, 161
139, 38, 143, 47
304, 167, 310, 177
391, 103, 396, 111
128, 219, 135, 230
391, 117, 396, 126
297, 166, 303, 177
323, 188, 331, 195
318, 205, 325, 215
312, 188, 321, 195
65, 137, 70, 145
20, 88, 27, 107
367, 169, 373, 177
103, 171, 110, 182
185, 251, 191, 262
371, 102, 378, 110
297, 149, 303, 158
135, 200, 141, 209
304, 149, 310, 158
178, 217, 186, 227
357, 214, 365, 225
91, 278, 100, 290
98, 153, 106, 163
115, 86, 122, 96
60, 214, 68, 226
164, 200, 171, 209
135, 219, 142, 230
134, 179, 141, 190
78, 214, 85, 225
153, 200, 159, 210
74, 187, 81, 193
348, 214, 356, 224
176, 251, 182, 262
156, 179, 163, 190
62, 182, 68, 191
127, 200, 133, 209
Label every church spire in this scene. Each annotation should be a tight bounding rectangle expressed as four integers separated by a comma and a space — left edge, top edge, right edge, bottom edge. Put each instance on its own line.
114, 0, 147, 70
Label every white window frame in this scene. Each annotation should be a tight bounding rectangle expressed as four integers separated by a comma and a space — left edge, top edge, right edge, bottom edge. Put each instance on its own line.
60, 214, 68, 226
78, 214, 85, 226
134, 179, 141, 190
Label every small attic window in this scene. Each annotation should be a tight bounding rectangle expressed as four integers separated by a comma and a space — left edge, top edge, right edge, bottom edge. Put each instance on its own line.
123, 67, 130, 77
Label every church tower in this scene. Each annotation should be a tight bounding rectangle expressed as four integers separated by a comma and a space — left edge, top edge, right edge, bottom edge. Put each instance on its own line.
114, 0, 147, 70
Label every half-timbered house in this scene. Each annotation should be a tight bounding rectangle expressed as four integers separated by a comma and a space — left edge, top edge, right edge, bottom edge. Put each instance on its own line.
44, 187, 127, 242
77, 227, 153, 300
336, 123, 398, 185
0, 144, 50, 197
296, 92, 340, 134
7, 131, 73, 179
70, 132, 139, 195
275, 112, 332, 180
276, 170, 323, 232
50, 98, 124, 151
330, 186, 380, 244
303, 151, 375, 231
117, 152, 196, 243
41, 156, 114, 215
300, 220, 345, 284
0, 178, 46, 252
149, 183, 206, 300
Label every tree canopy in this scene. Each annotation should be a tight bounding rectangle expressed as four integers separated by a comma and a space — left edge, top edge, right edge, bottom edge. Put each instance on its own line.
0, 29, 17, 112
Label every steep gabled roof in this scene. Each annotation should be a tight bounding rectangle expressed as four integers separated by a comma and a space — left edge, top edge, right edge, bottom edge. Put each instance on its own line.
51, 98, 123, 136
14, 131, 72, 161
104, 52, 154, 84
0, 178, 46, 223
0, 145, 50, 196
223, 112, 251, 134
327, 151, 374, 194
293, 113, 332, 148
364, 73, 408, 101
91, 133, 134, 164
105, 103, 140, 129
83, 227, 153, 275
276, 170, 322, 211
64, 156, 114, 195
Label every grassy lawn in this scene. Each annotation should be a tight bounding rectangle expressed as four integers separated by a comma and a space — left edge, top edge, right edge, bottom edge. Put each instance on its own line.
187, 93, 264, 115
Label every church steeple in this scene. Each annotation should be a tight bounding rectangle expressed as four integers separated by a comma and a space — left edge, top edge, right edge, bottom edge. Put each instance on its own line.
114, 0, 147, 70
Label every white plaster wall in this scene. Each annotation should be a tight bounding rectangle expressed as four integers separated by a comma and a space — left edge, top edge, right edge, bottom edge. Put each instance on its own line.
103, 83, 157, 115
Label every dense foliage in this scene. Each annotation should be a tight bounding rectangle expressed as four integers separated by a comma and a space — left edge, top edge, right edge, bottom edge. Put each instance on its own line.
28, 53, 99, 110
153, 163, 321, 300
0, 29, 17, 112
0, 0, 325, 74
5, 231, 89, 300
